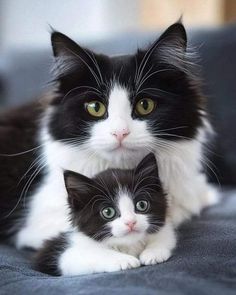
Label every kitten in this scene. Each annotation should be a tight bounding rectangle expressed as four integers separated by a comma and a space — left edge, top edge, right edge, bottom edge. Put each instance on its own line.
35, 153, 176, 276
0, 22, 217, 251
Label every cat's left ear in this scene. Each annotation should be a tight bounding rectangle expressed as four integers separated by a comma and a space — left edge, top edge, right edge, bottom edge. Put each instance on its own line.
64, 170, 95, 211
134, 153, 159, 179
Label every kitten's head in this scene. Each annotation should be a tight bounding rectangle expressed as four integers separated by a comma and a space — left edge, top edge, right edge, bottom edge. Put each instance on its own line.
49, 22, 203, 164
64, 153, 167, 244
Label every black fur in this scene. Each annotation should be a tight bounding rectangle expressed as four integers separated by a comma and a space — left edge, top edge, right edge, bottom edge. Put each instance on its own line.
0, 102, 46, 239
34, 232, 68, 276
64, 153, 167, 241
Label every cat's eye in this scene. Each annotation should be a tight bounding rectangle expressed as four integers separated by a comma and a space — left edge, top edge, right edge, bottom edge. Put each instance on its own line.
101, 207, 116, 220
135, 200, 149, 212
85, 101, 106, 118
135, 98, 155, 116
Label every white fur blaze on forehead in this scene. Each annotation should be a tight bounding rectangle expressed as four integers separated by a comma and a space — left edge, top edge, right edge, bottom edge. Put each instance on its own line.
118, 193, 135, 217
108, 84, 132, 118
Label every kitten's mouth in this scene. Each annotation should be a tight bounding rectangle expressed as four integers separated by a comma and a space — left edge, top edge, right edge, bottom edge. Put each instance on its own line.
125, 229, 140, 235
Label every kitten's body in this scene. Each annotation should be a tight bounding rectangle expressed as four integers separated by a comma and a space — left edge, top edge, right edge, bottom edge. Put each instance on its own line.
35, 154, 176, 276
0, 23, 217, 250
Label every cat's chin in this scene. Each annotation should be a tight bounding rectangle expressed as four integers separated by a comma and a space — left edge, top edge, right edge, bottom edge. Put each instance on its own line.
97, 146, 147, 167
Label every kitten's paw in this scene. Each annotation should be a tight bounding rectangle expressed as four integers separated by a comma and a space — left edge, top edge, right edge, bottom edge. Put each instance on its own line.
140, 248, 171, 265
108, 254, 141, 271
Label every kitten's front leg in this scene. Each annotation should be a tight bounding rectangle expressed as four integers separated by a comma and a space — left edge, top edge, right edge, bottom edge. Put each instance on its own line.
59, 232, 140, 275
140, 222, 176, 265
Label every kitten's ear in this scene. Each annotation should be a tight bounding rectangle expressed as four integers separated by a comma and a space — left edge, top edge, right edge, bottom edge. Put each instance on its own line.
64, 170, 94, 210
135, 153, 159, 179
51, 31, 90, 77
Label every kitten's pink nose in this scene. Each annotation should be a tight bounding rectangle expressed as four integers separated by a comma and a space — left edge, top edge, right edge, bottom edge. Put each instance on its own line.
111, 128, 130, 142
125, 220, 137, 231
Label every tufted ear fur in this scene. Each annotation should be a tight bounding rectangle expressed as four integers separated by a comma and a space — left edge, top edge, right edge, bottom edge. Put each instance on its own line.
136, 22, 189, 75
135, 153, 159, 180
51, 31, 98, 78
64, 170, 95, 211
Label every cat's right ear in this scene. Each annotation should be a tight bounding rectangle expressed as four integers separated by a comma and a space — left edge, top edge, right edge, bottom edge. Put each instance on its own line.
51, 31, 89, 77
64, 170, 94, 211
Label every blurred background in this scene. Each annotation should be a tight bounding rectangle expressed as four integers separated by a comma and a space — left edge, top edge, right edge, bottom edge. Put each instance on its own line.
0, 0, 236, 184
1, 0, 236, 106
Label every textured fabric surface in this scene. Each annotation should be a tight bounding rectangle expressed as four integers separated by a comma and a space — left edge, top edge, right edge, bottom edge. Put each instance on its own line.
0, 189, 235, 295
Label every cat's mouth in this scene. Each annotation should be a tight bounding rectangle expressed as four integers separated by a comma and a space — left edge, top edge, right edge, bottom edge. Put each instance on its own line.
109, 143, 138, 153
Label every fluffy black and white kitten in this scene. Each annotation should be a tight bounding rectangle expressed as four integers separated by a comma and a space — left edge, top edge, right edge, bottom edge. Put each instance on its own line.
0, 22, 217, 253
35, 153, 175, 276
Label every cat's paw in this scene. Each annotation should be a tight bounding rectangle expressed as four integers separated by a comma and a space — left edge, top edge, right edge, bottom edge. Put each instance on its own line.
108, 254, 141, 272
139, 248, 172, 265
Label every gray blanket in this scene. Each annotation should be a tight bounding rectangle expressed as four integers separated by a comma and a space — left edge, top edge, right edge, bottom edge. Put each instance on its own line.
0, 188, 236, 295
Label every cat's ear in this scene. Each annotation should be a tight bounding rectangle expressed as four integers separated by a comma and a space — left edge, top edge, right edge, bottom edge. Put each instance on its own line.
134, 153, 159, 179
138, 22, 187, 69
64, 170, 94, 211
156, 21, 187, 53
51, 31, 91, 77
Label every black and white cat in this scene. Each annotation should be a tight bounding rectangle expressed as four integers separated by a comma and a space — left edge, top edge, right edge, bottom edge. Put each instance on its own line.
0, 22, 217, 251
35, 153, 175, 275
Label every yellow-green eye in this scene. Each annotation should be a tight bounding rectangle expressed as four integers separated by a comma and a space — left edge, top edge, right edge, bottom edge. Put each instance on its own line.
135, 98, 155, 116
101, 207, 116, 220
136, 200, 149, 212
85, 101, 106, 117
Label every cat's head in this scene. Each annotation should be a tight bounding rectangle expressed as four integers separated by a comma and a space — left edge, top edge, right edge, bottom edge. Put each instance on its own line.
64, 153, 167, 244
49, 22, 203, 164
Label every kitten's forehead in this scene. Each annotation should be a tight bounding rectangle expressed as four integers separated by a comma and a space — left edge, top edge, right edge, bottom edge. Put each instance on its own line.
116, 189, 134, 214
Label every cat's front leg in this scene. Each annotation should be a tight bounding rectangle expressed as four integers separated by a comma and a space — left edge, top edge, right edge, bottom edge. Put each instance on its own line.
59, 232, 140, 275
140, 222, 176, 265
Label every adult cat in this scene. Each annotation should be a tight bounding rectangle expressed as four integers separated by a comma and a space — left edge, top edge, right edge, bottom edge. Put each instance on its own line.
0, 22, 217, 250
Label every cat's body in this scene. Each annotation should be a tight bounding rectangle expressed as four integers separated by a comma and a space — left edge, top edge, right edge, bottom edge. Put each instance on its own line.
0, 23, 217, 250
35, 154, 176, 276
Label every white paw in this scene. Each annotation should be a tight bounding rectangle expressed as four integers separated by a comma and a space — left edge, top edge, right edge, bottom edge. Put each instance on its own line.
108, 254, 141, 272
140, 248, 172, 265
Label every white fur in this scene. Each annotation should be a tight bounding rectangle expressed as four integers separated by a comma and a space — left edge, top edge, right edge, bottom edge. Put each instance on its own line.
16, 83, 217, 250
59, 222, 176, 276
59, 231, 141, 276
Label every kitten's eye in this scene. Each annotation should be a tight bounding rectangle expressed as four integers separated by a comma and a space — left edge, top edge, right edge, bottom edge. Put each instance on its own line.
136, 200, 149, 212
135, 98, 155, 116
101, 207, 116, 220
85, 101, 106, 117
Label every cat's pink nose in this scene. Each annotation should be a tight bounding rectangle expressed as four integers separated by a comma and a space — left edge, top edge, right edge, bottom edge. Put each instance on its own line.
125, 220, 137, 231
111, 128, 130, 142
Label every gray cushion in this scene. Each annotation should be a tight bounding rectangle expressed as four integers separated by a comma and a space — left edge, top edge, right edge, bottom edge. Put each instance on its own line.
1, 189, 236, 295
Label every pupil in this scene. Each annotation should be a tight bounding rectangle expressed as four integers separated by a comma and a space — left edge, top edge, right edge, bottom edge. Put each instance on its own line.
142, 100, 148, 110
94, 102, 100, 112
